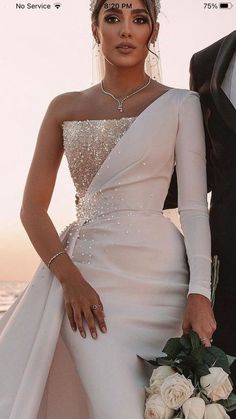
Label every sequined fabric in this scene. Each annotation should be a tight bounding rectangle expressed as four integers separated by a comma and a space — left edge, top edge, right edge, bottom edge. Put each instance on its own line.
62, 117, 136, 222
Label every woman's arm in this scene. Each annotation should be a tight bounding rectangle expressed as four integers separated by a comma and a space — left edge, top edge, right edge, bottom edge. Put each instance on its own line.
20, 94, 108, 338
175, 91, 216, 345
20, 94, 77, 283
175, 91, 211, 299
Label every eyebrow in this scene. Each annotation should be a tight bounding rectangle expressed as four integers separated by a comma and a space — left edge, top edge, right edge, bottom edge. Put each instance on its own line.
103, 8, 149, 15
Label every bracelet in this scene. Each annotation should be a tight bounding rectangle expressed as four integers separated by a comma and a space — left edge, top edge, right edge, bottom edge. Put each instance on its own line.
47, 250, 67, 269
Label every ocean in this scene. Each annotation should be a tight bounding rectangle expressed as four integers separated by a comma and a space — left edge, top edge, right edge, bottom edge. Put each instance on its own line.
0, 281, 29, 318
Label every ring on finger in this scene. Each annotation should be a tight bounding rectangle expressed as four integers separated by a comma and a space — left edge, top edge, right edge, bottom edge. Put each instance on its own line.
200, 337, 213, 343
90, 304, 102, 311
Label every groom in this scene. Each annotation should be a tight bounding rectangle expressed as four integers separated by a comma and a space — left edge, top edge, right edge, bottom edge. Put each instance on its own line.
164, 30, 236, 415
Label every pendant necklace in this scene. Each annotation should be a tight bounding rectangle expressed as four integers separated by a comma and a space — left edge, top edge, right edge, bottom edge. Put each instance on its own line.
100, 76, 151, 113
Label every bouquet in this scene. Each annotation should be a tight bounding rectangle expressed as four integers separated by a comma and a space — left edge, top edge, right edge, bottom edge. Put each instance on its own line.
137, 256, 236, 419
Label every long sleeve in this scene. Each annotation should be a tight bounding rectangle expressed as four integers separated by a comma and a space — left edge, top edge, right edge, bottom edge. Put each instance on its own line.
175, 91, 212, 301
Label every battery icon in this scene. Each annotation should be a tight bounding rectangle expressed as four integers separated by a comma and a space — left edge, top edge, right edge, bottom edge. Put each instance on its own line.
219, 2, 233, 7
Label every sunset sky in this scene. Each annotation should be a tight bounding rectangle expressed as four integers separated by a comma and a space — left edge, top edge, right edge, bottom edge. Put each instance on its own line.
0, 0, 235, 281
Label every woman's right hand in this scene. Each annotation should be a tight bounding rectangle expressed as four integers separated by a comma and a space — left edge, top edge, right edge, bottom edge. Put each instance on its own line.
61, 268, 107, 339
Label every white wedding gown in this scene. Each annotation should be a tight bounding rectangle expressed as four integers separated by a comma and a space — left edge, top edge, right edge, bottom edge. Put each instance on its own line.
0, 88, 212, 419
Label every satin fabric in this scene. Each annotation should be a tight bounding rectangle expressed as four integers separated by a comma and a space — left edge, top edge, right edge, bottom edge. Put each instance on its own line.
0, 88, 210, 418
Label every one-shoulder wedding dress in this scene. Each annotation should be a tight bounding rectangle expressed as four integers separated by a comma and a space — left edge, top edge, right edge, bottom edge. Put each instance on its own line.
0, 89, 212, 419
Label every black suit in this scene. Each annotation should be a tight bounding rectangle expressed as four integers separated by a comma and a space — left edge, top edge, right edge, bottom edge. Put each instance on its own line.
164, 31, 236, 416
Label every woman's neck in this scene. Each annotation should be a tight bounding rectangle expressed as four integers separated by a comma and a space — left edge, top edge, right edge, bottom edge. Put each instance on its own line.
101, 69, 151, 98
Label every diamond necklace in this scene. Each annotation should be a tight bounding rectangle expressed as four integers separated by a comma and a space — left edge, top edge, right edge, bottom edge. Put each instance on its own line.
100, 76, 151, 112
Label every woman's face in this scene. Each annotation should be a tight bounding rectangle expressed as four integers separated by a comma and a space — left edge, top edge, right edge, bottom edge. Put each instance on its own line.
92, 0, 159, 70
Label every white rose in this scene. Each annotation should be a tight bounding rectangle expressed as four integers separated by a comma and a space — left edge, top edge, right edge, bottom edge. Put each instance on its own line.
144, 394, 175, 419
204, 403, 230, 419
200, 367, 233, 402
160, 372, 194, 410
145, 366, 176, 396
182, 397, 206, 419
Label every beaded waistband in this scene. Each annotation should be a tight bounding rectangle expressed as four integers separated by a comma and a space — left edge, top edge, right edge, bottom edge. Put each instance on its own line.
80, 208, 164, 226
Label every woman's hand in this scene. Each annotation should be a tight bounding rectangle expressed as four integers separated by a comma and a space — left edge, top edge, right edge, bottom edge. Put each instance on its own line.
61, 267, 107, 339
182, 294, 217, 347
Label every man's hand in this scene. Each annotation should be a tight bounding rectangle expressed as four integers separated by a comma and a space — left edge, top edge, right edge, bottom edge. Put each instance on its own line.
182, 294, 217, 347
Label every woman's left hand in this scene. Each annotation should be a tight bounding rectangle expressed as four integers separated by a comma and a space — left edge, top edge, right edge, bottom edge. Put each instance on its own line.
182, 293, 217, 347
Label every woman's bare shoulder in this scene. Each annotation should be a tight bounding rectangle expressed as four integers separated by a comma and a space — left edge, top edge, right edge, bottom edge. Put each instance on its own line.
50, 85, 100, 124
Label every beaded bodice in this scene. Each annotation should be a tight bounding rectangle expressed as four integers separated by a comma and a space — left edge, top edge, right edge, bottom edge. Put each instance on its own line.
62, 117, 137, 219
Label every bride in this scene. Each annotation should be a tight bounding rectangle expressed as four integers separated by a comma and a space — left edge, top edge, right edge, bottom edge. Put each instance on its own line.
0, 0, 217, 418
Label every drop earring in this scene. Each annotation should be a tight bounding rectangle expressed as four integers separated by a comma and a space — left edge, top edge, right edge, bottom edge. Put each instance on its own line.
94, 37, 100, 57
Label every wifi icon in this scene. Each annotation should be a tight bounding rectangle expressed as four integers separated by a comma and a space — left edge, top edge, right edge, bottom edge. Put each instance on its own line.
54, 2, 61, 9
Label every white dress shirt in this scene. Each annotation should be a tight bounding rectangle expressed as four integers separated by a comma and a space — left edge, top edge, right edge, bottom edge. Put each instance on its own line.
221, 51, 236, 109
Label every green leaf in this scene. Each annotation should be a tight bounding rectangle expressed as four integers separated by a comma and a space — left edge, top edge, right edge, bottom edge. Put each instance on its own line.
227, 355, 236, 367
203, 348, 218, 368
206, 346, 230, 374
136, 354, 158, 366
157, 357, 174, 367
219, 392, 236, 412
189, 331, 201, 350
176, 350, 188, 360
195, 364, 210, 378
228, 376, 234, 388
176, 361, 193, 379
162, 337, 183, 358
191, 346, 205, 364
180, 335, 191, 352
174, 365, 184, 375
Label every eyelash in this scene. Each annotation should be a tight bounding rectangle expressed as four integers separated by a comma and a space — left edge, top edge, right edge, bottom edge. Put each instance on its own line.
104, 15, 149, 24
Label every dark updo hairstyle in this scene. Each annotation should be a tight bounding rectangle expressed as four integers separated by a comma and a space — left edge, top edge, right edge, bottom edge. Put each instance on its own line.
91, 0, 159, 60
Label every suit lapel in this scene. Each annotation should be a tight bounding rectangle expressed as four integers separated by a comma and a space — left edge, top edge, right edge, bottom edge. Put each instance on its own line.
210, 30, 236, 133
